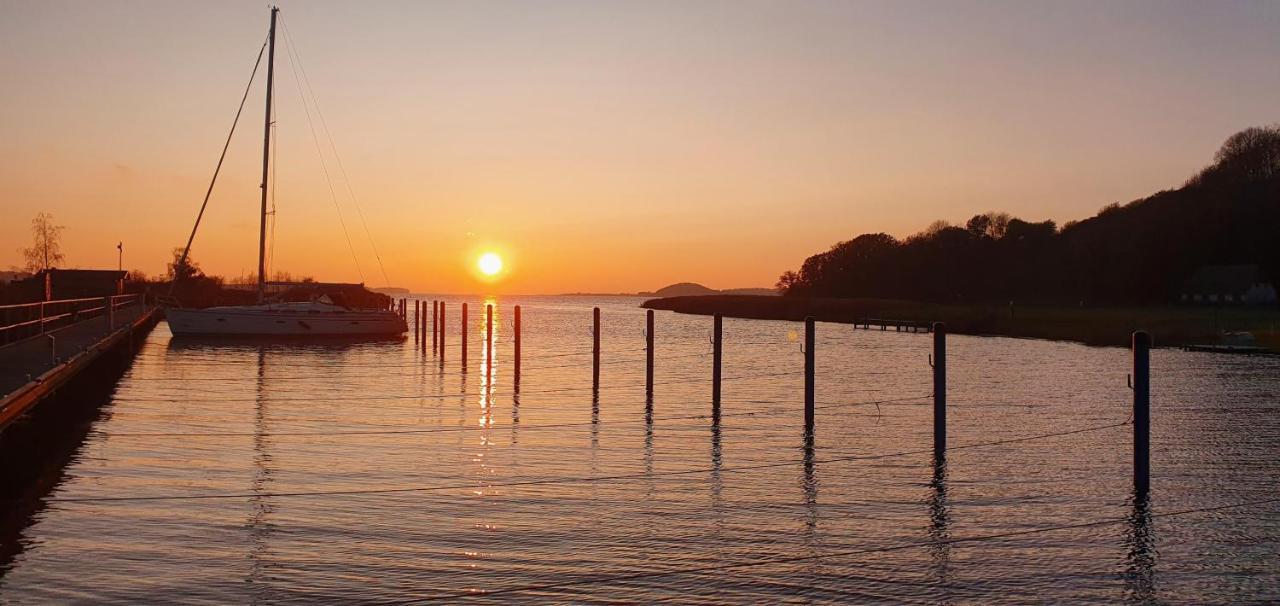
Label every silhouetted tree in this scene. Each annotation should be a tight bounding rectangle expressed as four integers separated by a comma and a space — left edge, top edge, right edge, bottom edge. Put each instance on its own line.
167, 247, 203, 282
778, 126, 1280, 306
21, 212, 65, 273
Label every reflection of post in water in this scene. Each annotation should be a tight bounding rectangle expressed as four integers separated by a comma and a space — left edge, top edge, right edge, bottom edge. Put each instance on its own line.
802, 433, 818, 532
511, 383, 520, 445
643, 394, 654, 475
590, 391, 600, 450
248, 347, 275, 598
710, 411, 723, 514
1123, 495, 1157, 603
926, 456, 951, 590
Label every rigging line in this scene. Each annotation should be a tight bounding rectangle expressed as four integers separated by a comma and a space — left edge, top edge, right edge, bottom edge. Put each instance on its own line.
39, 420, 1128, 504
278, 21, 364, 283
169, 37, 269, 297
280, 18, 391, 287
411, 496, 1280, 602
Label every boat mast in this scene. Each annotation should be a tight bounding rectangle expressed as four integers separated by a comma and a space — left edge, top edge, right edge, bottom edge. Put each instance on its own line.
257, 6, 278, 303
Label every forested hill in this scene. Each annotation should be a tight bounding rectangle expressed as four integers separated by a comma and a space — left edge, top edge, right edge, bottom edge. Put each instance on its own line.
777, 126, 1280, 305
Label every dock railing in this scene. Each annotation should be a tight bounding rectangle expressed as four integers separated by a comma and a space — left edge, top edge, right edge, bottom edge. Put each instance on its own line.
0, 294, 144, 347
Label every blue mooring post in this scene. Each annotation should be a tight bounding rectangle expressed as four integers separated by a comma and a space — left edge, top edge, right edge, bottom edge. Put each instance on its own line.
712, 313, 723, 412
804, 316, 815, 433
1133, 331, 1151, 497
932, 322, 947, 458
645, 309, 655, 397
592, 307, 601, 394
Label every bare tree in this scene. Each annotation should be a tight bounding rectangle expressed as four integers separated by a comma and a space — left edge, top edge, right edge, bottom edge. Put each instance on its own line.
21, 212, 65, 273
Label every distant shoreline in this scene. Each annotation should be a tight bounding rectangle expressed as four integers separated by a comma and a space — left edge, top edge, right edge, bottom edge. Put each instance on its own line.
640, 295, 1280, 349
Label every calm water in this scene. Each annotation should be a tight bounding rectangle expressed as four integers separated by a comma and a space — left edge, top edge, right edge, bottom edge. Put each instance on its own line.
1, 296, 1277, 603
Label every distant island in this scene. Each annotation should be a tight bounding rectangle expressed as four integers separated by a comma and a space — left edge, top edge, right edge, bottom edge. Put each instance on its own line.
371, 287, 410, 295
638, 282, 778, 297
644, 125, 1280, 349
560, 282, 778, 298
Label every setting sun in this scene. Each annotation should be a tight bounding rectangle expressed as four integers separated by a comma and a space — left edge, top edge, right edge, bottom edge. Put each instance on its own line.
477, 252, 503, 276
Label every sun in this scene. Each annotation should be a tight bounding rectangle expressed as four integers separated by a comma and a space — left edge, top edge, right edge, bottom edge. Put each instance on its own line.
478, 252, 503, 276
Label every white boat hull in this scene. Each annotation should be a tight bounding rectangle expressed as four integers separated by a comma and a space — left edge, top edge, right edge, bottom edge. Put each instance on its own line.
166, 305, 406, 337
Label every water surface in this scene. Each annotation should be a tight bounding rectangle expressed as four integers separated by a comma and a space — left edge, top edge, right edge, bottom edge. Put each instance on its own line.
1, 296, 1277, 603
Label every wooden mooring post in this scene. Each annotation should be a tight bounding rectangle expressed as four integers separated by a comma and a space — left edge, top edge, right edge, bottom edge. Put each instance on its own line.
438, 302, 446, 363
1133, 331, 1151, 497
513, 305, 522, 379
804, 316, 815, 433
432, 300, 438, 354
712, 313, 723, 411
414, 300, 420, 343
486, 304, 494, 387
645, 309, 655, 396
932, 322, 947, 458
592, 307, 601, 394
461, 302, 468, 368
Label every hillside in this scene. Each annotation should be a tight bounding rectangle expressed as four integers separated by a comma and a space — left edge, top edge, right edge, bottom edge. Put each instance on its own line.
777, 126, 1280, 305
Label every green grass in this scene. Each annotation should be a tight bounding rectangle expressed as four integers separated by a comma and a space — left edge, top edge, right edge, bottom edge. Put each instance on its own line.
640, 295, 1280, 348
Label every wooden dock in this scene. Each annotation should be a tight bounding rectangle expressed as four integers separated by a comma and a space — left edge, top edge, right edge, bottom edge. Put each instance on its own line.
856, 318, 933, 333
0, 295, 159, 429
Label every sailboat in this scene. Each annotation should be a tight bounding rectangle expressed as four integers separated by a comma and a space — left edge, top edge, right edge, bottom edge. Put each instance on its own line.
167, 7, 406, 337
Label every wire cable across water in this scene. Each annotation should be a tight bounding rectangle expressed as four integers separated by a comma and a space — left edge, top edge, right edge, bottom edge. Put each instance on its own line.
39, 420, 1128, 504
407, 496, 1280, 602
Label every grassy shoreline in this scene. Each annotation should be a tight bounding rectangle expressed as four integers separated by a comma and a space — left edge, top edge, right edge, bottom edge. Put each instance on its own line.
640, 295, 1280, 349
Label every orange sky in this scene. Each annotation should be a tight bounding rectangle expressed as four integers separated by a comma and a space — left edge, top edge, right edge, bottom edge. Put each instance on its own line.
3, 1, 1278, 294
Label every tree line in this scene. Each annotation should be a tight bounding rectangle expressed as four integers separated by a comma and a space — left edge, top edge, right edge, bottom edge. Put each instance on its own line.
777, 126, 1280, 305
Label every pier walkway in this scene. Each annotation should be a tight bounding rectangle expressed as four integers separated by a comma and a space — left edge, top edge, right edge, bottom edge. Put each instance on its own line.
0, 295, 158, 428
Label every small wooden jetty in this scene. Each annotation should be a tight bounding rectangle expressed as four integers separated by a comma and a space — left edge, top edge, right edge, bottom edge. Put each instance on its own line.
856, 318, 933, 333
0, 295, 158, 429
1181, 343, 1278, 356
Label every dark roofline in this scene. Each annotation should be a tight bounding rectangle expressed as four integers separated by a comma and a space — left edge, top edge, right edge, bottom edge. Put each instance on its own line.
34, 269, 127, 278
